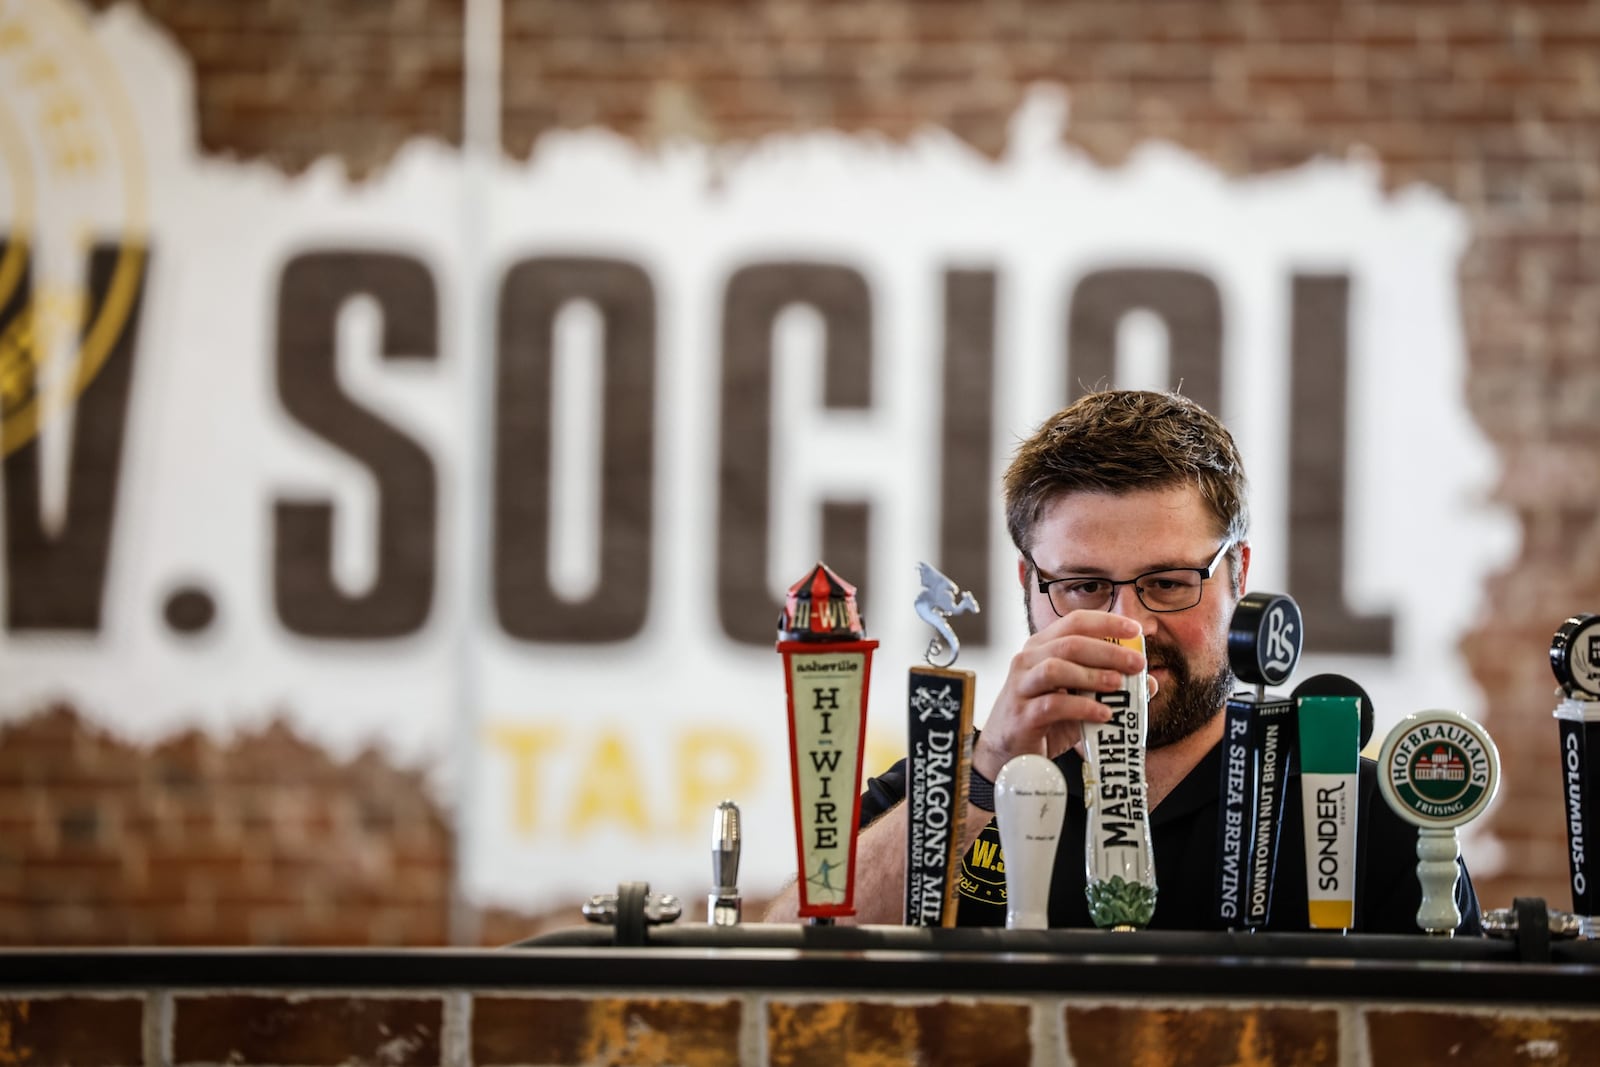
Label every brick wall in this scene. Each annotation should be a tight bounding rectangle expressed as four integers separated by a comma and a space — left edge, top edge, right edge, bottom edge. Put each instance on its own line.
32, 0, 1599, 939
3, 988, 1599, 1066
109, 0, 466, 178
0, 708, 548, 946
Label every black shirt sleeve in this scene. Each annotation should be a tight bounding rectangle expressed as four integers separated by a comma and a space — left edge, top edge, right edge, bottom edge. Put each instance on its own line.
859, 758, 909, 829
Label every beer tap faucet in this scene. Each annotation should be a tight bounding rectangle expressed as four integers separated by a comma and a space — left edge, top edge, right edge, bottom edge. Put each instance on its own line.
708, 799, 742, 925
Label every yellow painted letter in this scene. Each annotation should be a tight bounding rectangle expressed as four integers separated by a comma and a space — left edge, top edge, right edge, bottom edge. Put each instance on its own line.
486, 724, 564, 836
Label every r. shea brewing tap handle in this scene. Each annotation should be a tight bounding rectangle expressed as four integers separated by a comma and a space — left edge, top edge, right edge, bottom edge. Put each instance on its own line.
708, 799, 742, 925
1218, 592, 1304, 930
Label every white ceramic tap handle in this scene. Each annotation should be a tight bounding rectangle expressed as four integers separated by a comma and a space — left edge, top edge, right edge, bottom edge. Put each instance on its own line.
1376, 709, 1500, 937
1416, 828, 1462, 935
995, 754, 1068, 930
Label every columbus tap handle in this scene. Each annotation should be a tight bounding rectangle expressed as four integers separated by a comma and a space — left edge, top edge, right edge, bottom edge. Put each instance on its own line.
708, 799, 742, 925
1550, 613, 1600, 920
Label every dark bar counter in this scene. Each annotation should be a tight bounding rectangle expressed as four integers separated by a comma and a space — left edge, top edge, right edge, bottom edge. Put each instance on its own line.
4, 923, 1599, 1065
4, 924, 1598, 1000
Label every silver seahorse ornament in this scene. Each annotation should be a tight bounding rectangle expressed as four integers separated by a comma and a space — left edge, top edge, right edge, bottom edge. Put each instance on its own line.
914, 562, 981, 668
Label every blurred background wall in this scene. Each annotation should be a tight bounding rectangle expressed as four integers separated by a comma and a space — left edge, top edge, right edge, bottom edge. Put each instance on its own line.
1, 0, 1594, 944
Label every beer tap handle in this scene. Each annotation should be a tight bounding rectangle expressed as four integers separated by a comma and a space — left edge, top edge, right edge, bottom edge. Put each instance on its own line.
1416, 828, 1462, 935
994, 754, 1067, 930
708, 799, 742, 925
1377, 708, 1500, 936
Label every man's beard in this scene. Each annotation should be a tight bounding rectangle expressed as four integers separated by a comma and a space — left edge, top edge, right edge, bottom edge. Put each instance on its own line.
1143, 634, 1234, 749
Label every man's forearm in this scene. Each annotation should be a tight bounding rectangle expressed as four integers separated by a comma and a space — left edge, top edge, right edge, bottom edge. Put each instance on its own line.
763, 802, 910, 923
763, 800, 996, 924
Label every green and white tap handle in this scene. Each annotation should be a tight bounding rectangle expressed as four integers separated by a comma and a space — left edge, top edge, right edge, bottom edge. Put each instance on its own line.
1376, 709, 1500, 936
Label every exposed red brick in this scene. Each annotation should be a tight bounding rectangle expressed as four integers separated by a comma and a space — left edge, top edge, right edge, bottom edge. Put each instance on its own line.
473, 996, 742, 1066
1366, 1009, 1600, 1067
0, 707, 460, 946
86, 0, 464, 178
767, 999, 1031, 1067
0, 996, 145, 1067
173, 994, 442, 1067
1065, 1004, 1339, 1067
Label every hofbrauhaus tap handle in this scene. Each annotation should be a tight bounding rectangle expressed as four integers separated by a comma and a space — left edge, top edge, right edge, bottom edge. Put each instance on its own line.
1377, 709, 1501, 935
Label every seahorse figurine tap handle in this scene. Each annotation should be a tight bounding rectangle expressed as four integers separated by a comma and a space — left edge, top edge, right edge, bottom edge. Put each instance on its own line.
914, 562, 981, 668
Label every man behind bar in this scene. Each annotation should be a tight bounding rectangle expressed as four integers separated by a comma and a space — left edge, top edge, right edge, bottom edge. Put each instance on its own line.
768, 389, 1479, 931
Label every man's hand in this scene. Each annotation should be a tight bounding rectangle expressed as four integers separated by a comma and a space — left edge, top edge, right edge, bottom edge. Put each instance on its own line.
971, 610, 1153, 780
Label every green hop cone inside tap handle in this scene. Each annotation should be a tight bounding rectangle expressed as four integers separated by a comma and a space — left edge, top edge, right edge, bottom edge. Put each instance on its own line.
1085, 875, 1158, 929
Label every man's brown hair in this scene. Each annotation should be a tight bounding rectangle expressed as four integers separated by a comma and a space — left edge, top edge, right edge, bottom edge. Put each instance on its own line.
1004, 390, 1249, 565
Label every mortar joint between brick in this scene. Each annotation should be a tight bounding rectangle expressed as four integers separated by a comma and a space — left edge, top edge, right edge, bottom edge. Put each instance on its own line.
145, 989, 173, 1067
442, 989, 471, 1067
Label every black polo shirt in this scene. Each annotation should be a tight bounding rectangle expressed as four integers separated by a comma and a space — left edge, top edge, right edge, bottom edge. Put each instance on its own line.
859, 742, 1482, 934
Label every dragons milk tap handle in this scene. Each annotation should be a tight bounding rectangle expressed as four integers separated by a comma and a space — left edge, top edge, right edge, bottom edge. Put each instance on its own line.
1377, 709, 1501, 936
1081, 633, 1157, 929
903, 563, 980, 928
776, 562, 877, 922
1550, 613, 1600, 919
994, 754, 1068, 930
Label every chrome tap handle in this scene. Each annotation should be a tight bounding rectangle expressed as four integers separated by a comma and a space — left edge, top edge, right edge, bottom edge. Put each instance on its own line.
709, 799, 743, 925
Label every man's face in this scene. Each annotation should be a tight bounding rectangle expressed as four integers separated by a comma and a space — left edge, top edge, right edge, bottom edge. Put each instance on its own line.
1022, 485, 1248, 749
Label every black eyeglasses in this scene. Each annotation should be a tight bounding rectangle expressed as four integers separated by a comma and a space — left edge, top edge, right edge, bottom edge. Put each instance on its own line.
1030, 541, 1232, 616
